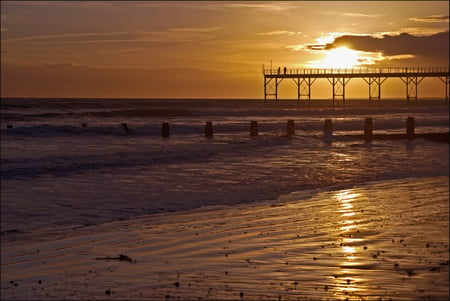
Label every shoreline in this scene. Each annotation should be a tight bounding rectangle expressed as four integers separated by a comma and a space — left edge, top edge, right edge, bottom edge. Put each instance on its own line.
2, 174, 447, 244
2, 176, 448, 300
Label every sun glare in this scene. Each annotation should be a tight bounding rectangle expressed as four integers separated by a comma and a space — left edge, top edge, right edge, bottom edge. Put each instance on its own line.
311, 47, 361, 69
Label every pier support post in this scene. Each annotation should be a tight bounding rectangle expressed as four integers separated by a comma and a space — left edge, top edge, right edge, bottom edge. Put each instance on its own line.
205, 121, 214, 138
364, 118, 373, 141
439, 75, 450, 103
324, 119, 333, 139
264, 76, 283, 102
401, 73, 424, 104
328, 77, 351, 106
161, 122, 170, 138
293, 77, 316, 103
250, 121, 258, 136
286, 120, 295, 136
406, 117, 415, 139
363, 75, 387, 105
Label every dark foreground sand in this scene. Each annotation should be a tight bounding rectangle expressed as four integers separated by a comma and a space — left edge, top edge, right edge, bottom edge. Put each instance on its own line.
1, 176, 448, 300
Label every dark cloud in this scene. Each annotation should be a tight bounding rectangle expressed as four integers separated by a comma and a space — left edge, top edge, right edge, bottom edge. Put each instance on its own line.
321, 31, 449, 61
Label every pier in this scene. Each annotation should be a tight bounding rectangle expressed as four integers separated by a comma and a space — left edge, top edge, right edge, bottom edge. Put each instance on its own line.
263, 66, 450, 104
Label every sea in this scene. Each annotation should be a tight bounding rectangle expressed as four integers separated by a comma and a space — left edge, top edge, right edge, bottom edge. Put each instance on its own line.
1, 98, 448, 240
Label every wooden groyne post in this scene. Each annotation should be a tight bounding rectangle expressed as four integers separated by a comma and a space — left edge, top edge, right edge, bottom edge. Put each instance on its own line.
406, 117, 415, 139
364, 118, 373, 141
121, 123, 129, 134
250, 121, 258, 136
161, 122, 170, 137
324, 119, 333, 139
287, 120, 295, 136
205, 121, 214, 138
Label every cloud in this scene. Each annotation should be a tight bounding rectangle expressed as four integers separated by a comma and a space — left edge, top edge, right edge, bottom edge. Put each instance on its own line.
211, 2, 293, 11
409, 15, 449, 23
258, 30, 302, 36
321, 11, 383, 18
5, 31, 130, 42
3, 29, 215, 45
307, 31, 449, 60
169, 26, 222, 33
341, 12, 382, 18
100, 48, 144, 55
394, 27, 449, 36
1, 14, 6, 32
3, 1, 113, 9
285, 44, 305, 51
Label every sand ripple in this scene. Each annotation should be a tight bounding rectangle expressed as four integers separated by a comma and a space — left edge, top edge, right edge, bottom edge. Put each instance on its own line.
1, 176, 448, 300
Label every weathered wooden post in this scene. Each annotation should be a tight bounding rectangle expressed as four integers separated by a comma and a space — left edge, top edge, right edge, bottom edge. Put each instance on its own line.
324, 119, 333, 139
205, 121, 214, 138
250, 121, 258, 136
161, 122, 170, 137
364, 117, 373, 141
121, 123, 129, 134
287, 120, 295, 136
406, 117, 415, 139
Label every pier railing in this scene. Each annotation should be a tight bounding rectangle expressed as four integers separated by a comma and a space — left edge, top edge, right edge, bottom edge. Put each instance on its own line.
263, 66, 450, 76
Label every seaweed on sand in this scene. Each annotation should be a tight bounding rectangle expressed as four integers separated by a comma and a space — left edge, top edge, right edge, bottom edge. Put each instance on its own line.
95, 253, 136, 263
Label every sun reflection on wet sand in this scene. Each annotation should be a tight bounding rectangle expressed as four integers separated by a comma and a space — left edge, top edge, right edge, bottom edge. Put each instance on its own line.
331, 190, 369, 299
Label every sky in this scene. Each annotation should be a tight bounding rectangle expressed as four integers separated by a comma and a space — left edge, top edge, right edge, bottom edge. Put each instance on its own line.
1, 1, 449, 99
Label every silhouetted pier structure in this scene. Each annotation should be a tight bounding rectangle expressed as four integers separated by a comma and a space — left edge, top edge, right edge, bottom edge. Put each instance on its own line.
263, 66, 450, 104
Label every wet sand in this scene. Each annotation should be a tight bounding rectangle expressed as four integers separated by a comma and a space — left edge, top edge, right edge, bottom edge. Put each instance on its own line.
1, 176, 448, 300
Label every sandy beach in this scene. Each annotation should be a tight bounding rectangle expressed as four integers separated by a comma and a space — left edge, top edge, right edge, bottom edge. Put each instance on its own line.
2, 0, 449, 299
1, 176, 448, 300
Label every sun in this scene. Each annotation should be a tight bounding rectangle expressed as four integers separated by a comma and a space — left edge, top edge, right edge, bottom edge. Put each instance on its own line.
310, 47, 360, 69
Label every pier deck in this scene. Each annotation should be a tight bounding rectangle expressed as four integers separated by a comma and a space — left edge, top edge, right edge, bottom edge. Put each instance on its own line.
263, 66, 450, 104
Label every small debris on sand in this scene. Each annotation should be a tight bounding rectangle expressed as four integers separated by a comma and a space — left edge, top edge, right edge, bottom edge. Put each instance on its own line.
95, 254, 136, 263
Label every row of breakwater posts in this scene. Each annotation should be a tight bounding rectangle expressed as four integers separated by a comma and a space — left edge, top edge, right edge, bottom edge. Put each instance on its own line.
4, 120, 448, 143
56, 119, 446, 143
262, 66, 450, 105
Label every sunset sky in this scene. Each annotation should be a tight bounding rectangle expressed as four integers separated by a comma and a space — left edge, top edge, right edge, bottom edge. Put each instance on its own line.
1, 1, 449, 99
